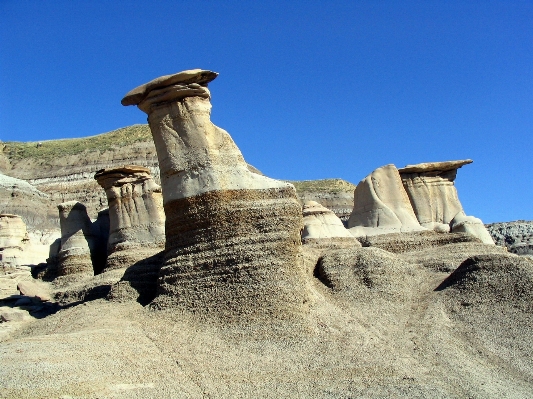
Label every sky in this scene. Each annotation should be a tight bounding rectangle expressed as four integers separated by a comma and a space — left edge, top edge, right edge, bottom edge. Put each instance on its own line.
1, 1, 532, 223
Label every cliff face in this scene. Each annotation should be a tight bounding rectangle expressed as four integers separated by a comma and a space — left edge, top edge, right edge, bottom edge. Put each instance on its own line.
0, 125, 355, 229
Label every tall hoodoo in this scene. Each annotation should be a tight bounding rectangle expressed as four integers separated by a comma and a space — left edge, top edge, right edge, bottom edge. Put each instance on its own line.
94, 165, 165, 272
122, 69, 307, 317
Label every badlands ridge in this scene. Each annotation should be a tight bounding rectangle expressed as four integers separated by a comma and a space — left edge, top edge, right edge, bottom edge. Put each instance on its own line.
0, 69, 532, 398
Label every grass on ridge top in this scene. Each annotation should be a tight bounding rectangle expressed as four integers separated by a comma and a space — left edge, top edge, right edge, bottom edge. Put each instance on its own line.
289, 179, 355, 193
1, 125, 151, 161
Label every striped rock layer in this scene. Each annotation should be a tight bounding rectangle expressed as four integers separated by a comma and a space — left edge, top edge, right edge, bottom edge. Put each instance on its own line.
94, 165, 165, 272
123, 69, 307, 318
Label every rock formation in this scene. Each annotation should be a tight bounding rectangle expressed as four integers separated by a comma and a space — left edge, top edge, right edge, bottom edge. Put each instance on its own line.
0, 214, 28, 266
347, 164, 425, 236
0, 173, 56, 229
122, 69, 307, 318
302, 201, 358, 244
55, 201, 107, 279
94, 165, 165, 271
398, 160, 471, 231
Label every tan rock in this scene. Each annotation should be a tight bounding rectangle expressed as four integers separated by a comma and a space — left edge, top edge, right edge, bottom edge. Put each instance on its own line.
56, 201, 106, 278
398, 159, 472, 230
94, 165, 165, 272
347, 164, 425, 237
450, 211, 495, 245
123, 69, 308, 319
302, 201, 357, 242
0, 214, 28, 266
17, 280, 51, 302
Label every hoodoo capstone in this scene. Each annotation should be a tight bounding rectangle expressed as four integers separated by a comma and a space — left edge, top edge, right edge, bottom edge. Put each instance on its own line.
122, 69, 307, 318
94, 165, 165, 272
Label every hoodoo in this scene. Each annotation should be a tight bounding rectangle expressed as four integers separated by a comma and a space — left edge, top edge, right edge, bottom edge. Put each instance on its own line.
94, 165, 165, 272
56, 201, 106, 278
122, 69, 307, 318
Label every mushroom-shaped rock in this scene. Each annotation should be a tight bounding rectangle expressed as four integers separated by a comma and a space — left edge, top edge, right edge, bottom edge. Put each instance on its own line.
398, 159, 472, 231
94, 165, 165, 272
122, 69, 307, 318
347, 164, 426, 237
302, 201, 359, 243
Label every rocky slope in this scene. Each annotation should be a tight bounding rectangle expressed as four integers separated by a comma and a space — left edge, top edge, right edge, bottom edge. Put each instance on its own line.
486, 220, 533, 255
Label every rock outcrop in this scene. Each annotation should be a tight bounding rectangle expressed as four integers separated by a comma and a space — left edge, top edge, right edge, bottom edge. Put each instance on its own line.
122, 69, 307, 318
486, 220, 533, 255
0, 173, 56, 229
347, 164, 425, 236
94, 165, 165, 271
302, 201, 358, 244
55, 201, 107, 279
0, 214, 28, 266
398, 160, 471, 232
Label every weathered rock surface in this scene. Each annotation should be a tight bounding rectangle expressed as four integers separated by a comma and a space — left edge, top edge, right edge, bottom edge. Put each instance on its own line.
450, 211, 494, 245
95, 165, 165, 272
123, 69, 308, 318
357, 230, 482, 254
0, 214, 27, 267
55, 201, 107, 279
398, 159, 471, 231
291, 179, 355, 222
486, 220, 533, 255
0, 173, 56, 229
302, 201, 358, 245
347, 164, 426, 236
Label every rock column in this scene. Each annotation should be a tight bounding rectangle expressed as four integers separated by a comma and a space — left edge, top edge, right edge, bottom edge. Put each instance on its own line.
56, 201, 104, 278
122, 69, 307, 318
0, 214, 28, 266
95, 165, 165, 272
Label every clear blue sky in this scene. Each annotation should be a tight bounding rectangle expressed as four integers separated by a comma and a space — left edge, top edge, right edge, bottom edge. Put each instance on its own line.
1, 1, 532, 223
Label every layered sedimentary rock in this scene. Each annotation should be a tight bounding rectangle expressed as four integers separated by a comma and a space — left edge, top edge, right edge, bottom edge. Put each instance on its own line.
56, 201, 107, 278
122, 69, 307, 318
486, 220, 533, 255
347, 164, 425, 237
0, 173, 56, 229
94, 165, 165, 272
398, 160, 493, 244
0, 214, 28, 266
301, 201, 359, 245
398, 160, 471, 231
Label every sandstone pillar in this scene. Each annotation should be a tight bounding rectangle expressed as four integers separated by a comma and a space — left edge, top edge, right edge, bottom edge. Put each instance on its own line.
0, 214, 28, 266
94, 165, 165, 272
56, 201, 103, 278
122, 69, 307, 318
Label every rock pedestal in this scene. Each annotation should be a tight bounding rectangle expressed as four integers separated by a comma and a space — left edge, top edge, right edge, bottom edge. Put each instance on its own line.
398, 160, 494, 244
95, 165, 165, 272
398, 160, 471, 231
56, 201, 105, 278
122, 69, 307, 318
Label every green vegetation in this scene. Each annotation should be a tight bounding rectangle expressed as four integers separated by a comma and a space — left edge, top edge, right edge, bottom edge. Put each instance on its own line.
2, 124, 152, 161
288, 179, 355, 193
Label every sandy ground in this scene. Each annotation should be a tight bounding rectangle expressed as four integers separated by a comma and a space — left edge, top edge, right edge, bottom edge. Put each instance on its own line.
1, 242, 533, 399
